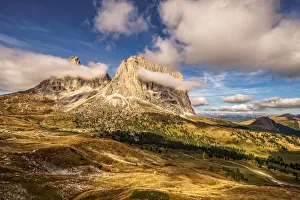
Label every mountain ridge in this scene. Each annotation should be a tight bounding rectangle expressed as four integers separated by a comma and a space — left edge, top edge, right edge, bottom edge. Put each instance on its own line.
27, 55, 195, 117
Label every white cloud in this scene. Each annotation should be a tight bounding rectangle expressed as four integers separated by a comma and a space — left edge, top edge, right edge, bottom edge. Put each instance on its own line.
0, 45, 108, 91
144, 0, 300, 77
137, 67, 203, 91
254, 97, 300, 109
94, 0, 148, 36
141, 36, 181, 67
223, 94, 253, 103
191, 97, 209, 107
208, 97, 300, 112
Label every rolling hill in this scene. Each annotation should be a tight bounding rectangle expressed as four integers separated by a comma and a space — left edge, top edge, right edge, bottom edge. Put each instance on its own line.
272, 114, 300, 131
248, 117, 300, 137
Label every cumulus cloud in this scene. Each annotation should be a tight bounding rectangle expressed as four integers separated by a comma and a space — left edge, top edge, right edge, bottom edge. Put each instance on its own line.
191, 97, 209, 107
223, 94, 253, 103
94, 0, 148, 36
143, 0, 300, 78
141, 37, 182, 67
208, 97, 300, 112
138, 67, 203, 91
254, 97, 300, 109
0, 45, 108, 91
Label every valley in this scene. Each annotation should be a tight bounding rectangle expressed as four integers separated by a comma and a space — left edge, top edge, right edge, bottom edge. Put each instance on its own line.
1, 129, 300, 200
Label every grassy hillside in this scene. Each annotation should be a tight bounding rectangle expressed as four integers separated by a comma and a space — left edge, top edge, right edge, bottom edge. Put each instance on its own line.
1, 130, 300, 200
271, 116, 300, 130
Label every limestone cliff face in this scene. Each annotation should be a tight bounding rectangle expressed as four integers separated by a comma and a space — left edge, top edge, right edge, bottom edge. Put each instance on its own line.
116, 56, 183, 79
102, 56, 195, 115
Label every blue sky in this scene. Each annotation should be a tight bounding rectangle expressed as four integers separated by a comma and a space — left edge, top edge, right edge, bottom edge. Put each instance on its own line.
1, 0, 300, 115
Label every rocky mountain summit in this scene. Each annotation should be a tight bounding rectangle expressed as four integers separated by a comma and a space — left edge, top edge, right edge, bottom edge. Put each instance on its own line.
102, 56, 194, 115
29, 55, 195, 117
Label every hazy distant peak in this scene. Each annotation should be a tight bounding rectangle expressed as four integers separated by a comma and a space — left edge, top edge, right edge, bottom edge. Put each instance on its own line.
279, 113, 296, 118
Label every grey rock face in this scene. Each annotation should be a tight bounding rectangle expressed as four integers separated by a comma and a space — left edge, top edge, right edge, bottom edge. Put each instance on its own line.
103, 56, 195, 115
32, 75, 111, 98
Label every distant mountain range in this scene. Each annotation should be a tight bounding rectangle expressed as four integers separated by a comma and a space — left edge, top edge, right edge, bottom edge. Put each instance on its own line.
206, 113, 300, 123
279, 113, 300, 119
202, 113, 260, 122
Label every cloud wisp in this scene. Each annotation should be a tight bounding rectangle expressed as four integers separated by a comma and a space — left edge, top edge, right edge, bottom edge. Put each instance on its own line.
191, 97, 209, 107
143, 0, 300, 77
0, 33, 27, 47
0, 45, 108, 91
138, 67, 203, 91
94, 0, 148, 37
222, 94, 253, 104
209, 104, 257, 112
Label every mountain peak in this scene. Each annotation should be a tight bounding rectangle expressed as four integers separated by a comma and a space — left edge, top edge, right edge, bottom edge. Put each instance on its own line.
93, 55, 193, 116
250, 117, 279, 133
116, 55, 183, 80
68, 56, 81, 66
